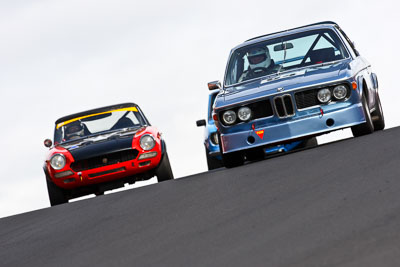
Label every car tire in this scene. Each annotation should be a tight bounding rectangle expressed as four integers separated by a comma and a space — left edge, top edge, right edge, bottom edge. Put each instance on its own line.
351, 93, 374, 137
156, 152, 174, 182
298, 137, 318, 149
221, 151, 244, 168
371, 93, 385, 131
206, 149, 223, 170
217, 133, 244, 168
46, 178, 68, 206
246, 147, 265, 162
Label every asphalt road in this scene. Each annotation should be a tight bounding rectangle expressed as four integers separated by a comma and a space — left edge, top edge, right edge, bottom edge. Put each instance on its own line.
1, 127, 400, 267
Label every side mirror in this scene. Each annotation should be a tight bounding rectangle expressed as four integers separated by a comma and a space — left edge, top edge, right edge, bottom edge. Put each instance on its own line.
196, 119, 206, 127
208, 80, 221, 90
44, 139, 53, 148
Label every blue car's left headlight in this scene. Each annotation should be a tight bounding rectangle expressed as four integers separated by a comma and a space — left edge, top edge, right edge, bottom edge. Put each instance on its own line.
333, 85, 347, 100
317, 88, 331, 103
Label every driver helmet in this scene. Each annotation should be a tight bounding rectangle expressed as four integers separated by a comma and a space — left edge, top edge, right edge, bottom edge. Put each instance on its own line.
247, 47, 272, 69
65, 121, 84, 140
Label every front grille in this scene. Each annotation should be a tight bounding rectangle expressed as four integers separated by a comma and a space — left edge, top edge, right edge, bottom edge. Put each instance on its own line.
273, 95, 295, 118
71, 149, 139, 172
248, 99, 274, 120
88, 167, 126, 178
295, 89, 319, 109
219, 99, 273, 126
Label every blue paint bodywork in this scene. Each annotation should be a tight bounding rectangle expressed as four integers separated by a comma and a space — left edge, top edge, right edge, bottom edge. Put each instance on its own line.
201, 91, 304, 167
204, 91, 222, 161
213, 22, 381, 157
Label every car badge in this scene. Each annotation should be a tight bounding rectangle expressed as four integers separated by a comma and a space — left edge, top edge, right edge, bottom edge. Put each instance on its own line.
102, 158, 108, 164
255, 130, 264, 139
277, 87, 284, 92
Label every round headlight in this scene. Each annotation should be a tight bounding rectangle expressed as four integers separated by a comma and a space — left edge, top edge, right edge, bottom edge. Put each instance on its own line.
222, 110, 236, 125
237, 107, 252, 121
211, 132, 219, 145
317, 88, 331, 103
140, 135, 155, 150
333, 85, 347, 100
50, 154, 66, 170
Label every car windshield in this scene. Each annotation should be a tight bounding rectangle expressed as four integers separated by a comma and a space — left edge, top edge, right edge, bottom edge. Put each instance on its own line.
225, 28, 349, 86
54, 107, 146, 144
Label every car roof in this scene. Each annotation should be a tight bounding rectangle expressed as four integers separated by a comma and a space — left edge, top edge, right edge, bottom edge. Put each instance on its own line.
234, 21, 339, 50
55, 102, 139, 124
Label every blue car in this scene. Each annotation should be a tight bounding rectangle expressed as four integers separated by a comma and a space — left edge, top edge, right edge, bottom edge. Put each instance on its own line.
197, 91, 312, 170
210, 21, 384, 168
196, 90, 223, 170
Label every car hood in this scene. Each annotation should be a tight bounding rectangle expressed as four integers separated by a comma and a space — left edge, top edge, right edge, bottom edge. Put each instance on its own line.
60, 131, 137, 161
215, 60, 350, 109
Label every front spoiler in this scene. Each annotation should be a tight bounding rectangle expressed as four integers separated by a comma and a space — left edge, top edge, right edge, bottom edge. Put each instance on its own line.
220, 103, 365, 154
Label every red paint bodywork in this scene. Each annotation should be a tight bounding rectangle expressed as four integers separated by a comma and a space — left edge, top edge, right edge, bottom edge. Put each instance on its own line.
45, 126, 162, 189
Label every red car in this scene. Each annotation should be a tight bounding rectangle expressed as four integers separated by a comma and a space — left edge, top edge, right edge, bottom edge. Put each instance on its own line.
43, 103, 174, 206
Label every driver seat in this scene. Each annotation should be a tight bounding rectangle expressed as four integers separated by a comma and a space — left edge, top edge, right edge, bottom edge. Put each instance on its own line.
309, 47, 335, 64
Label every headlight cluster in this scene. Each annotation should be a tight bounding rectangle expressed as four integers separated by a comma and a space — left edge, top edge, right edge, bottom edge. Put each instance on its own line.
140, 135, 156, 150
317, 84, 348, 103
50, 154, 66, 170
221, 106, 252, 126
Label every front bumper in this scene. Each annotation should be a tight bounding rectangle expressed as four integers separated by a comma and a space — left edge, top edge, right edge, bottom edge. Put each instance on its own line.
49, 153, 162, 189
220, 102, 365, 154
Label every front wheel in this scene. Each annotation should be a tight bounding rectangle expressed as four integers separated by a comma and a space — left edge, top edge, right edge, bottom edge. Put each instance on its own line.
218, 133, 244, 168
221, 151, 244, 168
372, 93, 385, 131
298, 137, 318, 149
156, 153, 174, 182
46, 178, 68, 206
351, 93, 374, 137
206, 149, 223, 170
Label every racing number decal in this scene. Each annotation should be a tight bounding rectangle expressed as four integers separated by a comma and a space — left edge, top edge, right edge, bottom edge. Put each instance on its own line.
256, 130, 264, 139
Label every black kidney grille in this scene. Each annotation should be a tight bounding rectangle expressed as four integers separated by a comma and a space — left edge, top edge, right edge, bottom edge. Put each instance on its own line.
283, 95, 294, 114
274, 95, 295, 118
248, 99, 274, 120
71, 149, 139, 172
274, 97, 285, 117
295, 89, 319, 109
219, 99, 273, 126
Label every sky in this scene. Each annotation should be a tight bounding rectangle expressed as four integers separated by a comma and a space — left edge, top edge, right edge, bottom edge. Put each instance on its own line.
1, 0, 399, 218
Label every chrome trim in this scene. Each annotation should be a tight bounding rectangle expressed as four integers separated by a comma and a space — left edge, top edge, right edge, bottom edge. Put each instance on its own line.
273, 94, 295, 118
